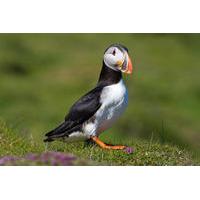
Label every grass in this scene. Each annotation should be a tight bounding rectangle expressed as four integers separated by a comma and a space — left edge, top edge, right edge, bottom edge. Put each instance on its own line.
0, 120, 198, 165
0, 120, 41, 157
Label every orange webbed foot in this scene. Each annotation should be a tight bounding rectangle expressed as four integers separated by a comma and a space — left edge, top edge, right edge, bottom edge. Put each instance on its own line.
91, 136, 126, 150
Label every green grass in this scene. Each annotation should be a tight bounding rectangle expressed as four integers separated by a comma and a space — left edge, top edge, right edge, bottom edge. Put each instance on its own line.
0, 120, 42, 157
0, 34, 200, 164
0, 120, 198, 165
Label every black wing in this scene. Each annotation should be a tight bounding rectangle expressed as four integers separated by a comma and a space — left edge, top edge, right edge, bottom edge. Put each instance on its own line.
44, 86, 103, 142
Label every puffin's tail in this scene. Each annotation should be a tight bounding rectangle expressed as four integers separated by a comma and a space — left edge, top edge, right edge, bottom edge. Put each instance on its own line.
43, 129, 56, 142
43, 121, 69, 142
43, 129, 55, 142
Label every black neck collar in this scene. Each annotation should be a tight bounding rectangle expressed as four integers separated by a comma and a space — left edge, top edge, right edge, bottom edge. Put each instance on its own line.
97, 61, 122, 87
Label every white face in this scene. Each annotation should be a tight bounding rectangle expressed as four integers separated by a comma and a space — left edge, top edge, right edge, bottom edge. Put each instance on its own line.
104, 46, 128, 72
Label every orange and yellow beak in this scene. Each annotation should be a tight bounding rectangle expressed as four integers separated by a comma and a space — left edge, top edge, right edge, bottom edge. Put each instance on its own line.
117, 54, 133, 74
125, 55, 133, 74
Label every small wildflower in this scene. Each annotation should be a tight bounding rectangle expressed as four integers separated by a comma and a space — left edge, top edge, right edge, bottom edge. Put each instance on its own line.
0, 152, 81, 166
0, 156, 18, 165
124, 147, 134, 154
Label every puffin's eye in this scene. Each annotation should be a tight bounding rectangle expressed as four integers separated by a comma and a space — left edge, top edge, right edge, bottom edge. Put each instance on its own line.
112, 49, 116, 56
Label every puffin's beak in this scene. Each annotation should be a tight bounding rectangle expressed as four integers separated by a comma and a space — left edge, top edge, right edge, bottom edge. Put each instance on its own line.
125, 55, 133, 74
116, 53, 133, 74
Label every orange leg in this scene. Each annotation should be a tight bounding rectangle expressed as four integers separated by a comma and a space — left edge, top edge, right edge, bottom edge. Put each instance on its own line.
91, 136, 126, 150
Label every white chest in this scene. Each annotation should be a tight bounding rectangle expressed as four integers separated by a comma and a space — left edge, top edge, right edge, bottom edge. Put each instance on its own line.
95, 80, 128, 135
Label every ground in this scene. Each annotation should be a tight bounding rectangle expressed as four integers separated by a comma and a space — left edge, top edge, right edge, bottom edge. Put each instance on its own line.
0, 120, 198, 165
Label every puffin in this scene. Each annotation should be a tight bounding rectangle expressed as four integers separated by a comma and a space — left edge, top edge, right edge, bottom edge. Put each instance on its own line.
44, 44, 133, 150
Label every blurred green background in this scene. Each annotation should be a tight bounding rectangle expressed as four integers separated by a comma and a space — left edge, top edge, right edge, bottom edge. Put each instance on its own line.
0, 34, 200, 156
